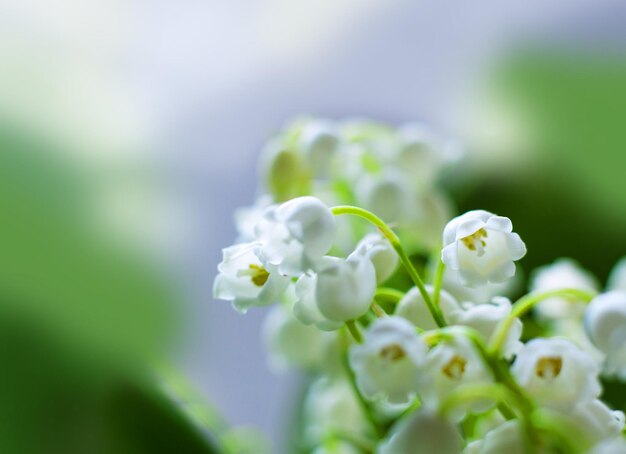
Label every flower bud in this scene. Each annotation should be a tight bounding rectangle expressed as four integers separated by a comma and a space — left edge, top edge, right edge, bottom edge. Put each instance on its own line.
350, 233, 398, 284
298, 120, 339, 178
530, 258, 598, 321
395, 285, 461, 330
584, 291, 626, 378
441, 210, 526, 287
262, 297, 333, 372
315, 255, 376, 322
379, 409, 463, 454
257, 196, 336, 275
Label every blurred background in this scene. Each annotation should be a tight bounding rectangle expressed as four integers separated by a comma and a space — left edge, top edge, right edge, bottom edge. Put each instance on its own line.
2, 0, 626, 452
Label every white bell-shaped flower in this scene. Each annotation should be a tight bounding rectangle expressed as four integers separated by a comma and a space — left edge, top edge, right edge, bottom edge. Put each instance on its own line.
378, 409, 463, 454
441, 210, 526, 287
511, 338, 601, 411
262, 294, 334, 372
350, 233, 398, 284
395, 285, 461, 330
563, 399, 625, 448
441, 266, 518, 305
355, 170, 411, 223
418, 336, 494, 419
349, 317, 427, 403
447, 297, 523, 359
590, 436, 626, 454
584, 291, 626, 378
530, 258, 598, 321
607, 257, 626, 292
233, 195, 273, 243
293, 271, 343, 331
213, 242, 290, 313
298, 119, 340, 178
315, 254, 377, 323
464, 420, 526, 454
256, 196, 336, 275
304, 377, 372, 446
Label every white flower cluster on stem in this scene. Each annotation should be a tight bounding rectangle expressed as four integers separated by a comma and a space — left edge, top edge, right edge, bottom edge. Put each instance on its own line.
212, 117, 626, 454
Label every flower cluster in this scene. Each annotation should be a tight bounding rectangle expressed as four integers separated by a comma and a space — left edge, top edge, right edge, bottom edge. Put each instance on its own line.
214, 118, 626, 454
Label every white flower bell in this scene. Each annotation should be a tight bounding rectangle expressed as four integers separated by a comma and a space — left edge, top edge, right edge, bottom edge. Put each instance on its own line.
349, 317, 426, 403
378, 409, 463, 454
464, 420, 526, 454
395, 285, 461, 330
418, 336, 494, 419
293, 271, 343, 331
584, 291, 626, 378
304, 377, 372, 446
530, 258, 598, 321
511, 338, 601, 411
213, 242, 290, 313
441, 210, 526, 287
447, 297, 523, 359
262, 296, 334, 372
607, 257, 626, 292
256, 196, 336, 275
315, 254, 377, 323
298, 119, 340, 178
564, 399, 625, 448
350, 233, 398, 284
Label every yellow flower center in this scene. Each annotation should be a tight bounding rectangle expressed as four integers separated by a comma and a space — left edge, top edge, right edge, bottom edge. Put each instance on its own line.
461, 228, 488, 256
248, 264, 270, 287
535, 356, 563, 380
380, 344, 406, 362
442, 355, 467, 380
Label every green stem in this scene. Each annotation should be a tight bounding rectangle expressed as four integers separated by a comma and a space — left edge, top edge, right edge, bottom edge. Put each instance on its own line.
374, 287, 405, 304
439, 383, 521, 418
371, 302, 386, 318
346, 320, 363, 344
432, 259, 445, 309
488, 288, 596, 355
340, 333, 385, 439
423, 326, 535, 421
331, 206, 446, 327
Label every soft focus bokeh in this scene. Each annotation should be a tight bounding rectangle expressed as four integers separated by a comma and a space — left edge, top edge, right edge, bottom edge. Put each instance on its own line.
3, 1, 626, 452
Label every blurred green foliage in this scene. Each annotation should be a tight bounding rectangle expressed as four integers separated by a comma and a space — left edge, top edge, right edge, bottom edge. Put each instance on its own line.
0, 128, 222, 453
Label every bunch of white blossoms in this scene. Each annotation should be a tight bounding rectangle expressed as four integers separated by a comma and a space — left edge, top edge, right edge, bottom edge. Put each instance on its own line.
213, 118, 626, 454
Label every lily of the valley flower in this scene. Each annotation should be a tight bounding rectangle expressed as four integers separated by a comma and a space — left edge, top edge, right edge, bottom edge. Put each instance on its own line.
418, 336, 494, 419
463, 420, 526, 454
315, 254, 377, 323
378, 409, 463, 454
256, 196, 336, 275
213, 242, 290, 313
530, 258, 599, 321
607, 257, 626, 292
511, 338, 601, 411
351, 233, 398, 284
304, 377, 372, 446
349, 317, 426, 403
447, 297, 523, 359
298, 120, 340, 178
395, 285, 461, 330
441, 210, 526, 287
262, 294, 334, 372
293, 269, 343, 331
584, 291, 626, 378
